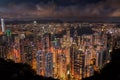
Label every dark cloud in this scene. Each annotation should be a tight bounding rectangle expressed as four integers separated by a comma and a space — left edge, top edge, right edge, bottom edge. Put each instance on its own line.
0, 0, 120, 18
0, 0, 103, 5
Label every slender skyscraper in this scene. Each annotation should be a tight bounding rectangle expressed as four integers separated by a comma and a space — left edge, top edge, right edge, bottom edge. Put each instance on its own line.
1, 18, 5, 33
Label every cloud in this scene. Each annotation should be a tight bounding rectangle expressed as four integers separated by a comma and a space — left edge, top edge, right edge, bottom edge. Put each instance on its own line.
0, 0, 120, 18
110, 9, 120, 17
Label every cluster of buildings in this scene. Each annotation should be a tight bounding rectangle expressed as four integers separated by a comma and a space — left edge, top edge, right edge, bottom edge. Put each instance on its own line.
0, 18, 120, 80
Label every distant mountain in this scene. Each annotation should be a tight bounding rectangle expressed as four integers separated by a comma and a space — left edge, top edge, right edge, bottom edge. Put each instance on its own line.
3, 17, 120, 24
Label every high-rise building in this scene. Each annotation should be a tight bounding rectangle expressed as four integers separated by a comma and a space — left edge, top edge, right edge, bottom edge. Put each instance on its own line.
70, 42, 78, 78
24, 46, 33, 65
59, 53, 67, 80
0, 46, 7, 58
96, 50, 103, 68
45, 52, 53, 77
36, 50, 44, 76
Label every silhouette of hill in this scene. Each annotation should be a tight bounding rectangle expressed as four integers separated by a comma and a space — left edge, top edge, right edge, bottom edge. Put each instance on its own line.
4, 17, 120, 25
0, 58, 59, 80
83, 48, 120, 80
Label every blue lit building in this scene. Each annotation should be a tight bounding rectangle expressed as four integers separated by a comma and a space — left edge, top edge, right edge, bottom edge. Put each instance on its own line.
36, 50, 44, 75
45, 52, 53, 77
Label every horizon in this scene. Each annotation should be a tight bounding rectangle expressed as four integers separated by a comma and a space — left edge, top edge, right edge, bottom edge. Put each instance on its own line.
1, 17, 120, 24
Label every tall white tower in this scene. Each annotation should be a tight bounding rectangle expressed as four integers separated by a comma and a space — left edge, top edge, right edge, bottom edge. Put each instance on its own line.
1, 18, 5, 33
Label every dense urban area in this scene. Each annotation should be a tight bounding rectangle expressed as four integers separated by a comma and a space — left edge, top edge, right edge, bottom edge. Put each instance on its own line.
0, 18, 120, 80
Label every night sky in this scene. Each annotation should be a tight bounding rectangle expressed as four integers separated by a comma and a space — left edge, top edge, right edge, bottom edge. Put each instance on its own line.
0, 0, 120, 18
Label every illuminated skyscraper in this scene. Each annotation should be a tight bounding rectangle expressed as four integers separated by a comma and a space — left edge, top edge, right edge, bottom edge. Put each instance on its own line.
0, 46, 7, 58
45, 52, 53, 77
59, 53, 67, 79
36, 50, 44, 76
24, 46, 33, 65
1, 18, 5, 33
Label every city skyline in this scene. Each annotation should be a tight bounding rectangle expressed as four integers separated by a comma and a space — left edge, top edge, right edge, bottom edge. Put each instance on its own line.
0, 1, 120, 80
0, 21, 119, 80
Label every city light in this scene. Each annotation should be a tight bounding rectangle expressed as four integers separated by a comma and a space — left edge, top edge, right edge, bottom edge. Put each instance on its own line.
0, 18, 120, 80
